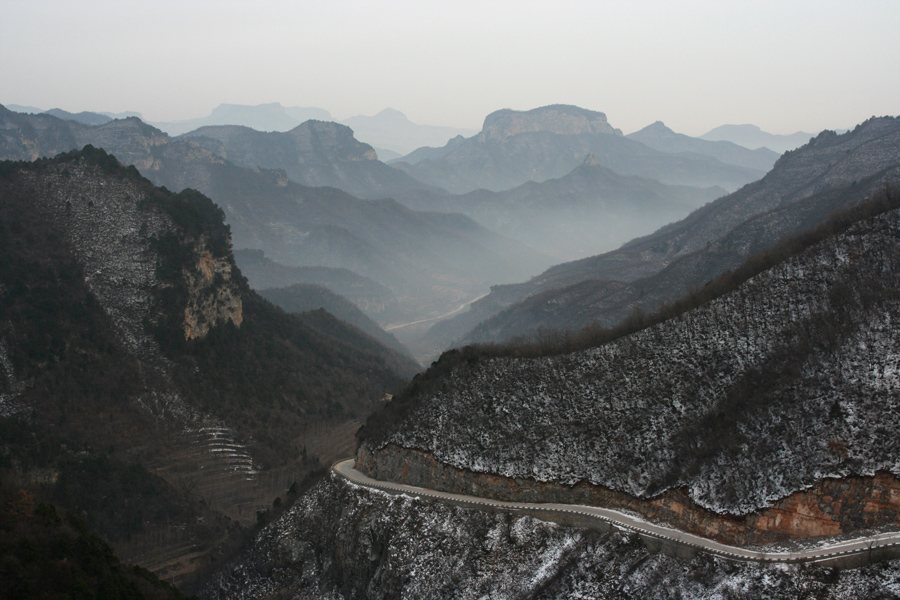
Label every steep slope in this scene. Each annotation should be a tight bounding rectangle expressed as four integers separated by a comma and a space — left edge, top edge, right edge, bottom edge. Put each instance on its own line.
258, 284, 415, 363
179, 120, 440, 199
398, 156, 724, 260
0, 148, 411, 589
628, 121, 779, 172
439, 116, 900, 346
360, 196, 900, 540
394, 105, 764, 193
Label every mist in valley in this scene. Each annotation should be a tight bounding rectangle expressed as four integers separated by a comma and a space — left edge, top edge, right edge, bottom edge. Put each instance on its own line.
3, 1, 900, 598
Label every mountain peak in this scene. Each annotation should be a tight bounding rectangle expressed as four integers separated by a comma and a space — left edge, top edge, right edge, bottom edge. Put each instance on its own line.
481, 104, 622, 141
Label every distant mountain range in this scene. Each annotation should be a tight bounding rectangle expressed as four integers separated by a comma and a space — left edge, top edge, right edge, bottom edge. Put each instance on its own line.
0, 105, 549, 350
343, 108, 477, 156
396, 155, 725, 260
428, 116, 900, 349
393, 105, 767, 194
178, 121, 440, 200
627, 121, 780, 172
699, 123, 816, 153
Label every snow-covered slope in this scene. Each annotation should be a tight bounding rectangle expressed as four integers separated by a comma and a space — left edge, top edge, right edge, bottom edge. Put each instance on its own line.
365, 201, 900, 515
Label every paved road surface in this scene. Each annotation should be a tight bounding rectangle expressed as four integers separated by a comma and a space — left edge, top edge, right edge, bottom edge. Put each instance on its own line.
334, 459, 900, 565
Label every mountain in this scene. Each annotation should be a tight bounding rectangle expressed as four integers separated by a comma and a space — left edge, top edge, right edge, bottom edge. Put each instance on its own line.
389, 133, 467, 165
258, 284, 414, 361
0, 147, 416, 589
178, 120, 441, 199
627, 121, 780, 171
397, 155, 725, 261
393, 105, 766, 194
341, 108, 477, 156
205, 190, 900, 599
0, 106, 550, 354
233, 248, 396, 311
150, 102, 333, 136
434, 116, 900, 347
43, 108, 113, 126
700, 123, 815, 153
5, 103, 45, 114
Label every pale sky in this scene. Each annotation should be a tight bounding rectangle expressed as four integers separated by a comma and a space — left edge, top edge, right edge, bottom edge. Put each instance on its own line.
3, 0, 898, 136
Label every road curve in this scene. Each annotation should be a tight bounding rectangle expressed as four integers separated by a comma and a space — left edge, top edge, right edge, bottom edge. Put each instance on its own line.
334, 459, 900, 565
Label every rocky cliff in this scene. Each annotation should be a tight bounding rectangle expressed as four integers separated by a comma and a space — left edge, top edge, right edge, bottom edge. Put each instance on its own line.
481, 104, 622, 141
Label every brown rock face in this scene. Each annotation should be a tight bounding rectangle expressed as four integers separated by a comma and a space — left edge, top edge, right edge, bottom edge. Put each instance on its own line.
358, 445, 900, 547
183, 243, 243, 340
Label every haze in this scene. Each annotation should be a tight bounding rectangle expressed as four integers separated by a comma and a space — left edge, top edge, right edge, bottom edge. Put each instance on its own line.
3, 0, 899, 135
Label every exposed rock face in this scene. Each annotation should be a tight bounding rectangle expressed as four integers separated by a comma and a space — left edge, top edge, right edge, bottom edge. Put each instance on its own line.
183, 245, 243, 340
481, 105, 622, 141
205, 475, 900, 599
359, 445, 900, 547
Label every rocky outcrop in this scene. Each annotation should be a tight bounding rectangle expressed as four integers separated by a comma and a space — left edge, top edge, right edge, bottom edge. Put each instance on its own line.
481, 105, 622, 141
183, 245, 243, 340
359, 445, 900, 547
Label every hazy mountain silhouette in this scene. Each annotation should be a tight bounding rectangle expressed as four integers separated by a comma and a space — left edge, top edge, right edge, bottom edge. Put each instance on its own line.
396, 154, 725, 260
341, 108, 477, 155
178, 120, 441, 199
700, 123, 815, 153
259, 283, 413, 359
394, 105, 766, 193
0, 105, 549, 337
429, 117, 900, 348
628, 121, 780, 172
150, 102, 333, 136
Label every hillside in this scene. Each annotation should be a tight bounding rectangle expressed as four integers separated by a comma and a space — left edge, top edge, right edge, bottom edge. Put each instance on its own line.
358, 192, 900, 541
437, 116, 900, 346
258, 284, 414, 362
393, 105, 765, 194
0, 148, 413, 589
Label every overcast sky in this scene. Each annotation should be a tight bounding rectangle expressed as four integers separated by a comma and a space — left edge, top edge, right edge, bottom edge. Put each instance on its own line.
3, 0, 898, 136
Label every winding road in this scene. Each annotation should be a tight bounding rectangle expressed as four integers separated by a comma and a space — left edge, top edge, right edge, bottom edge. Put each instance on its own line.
334, 459, 900, 566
